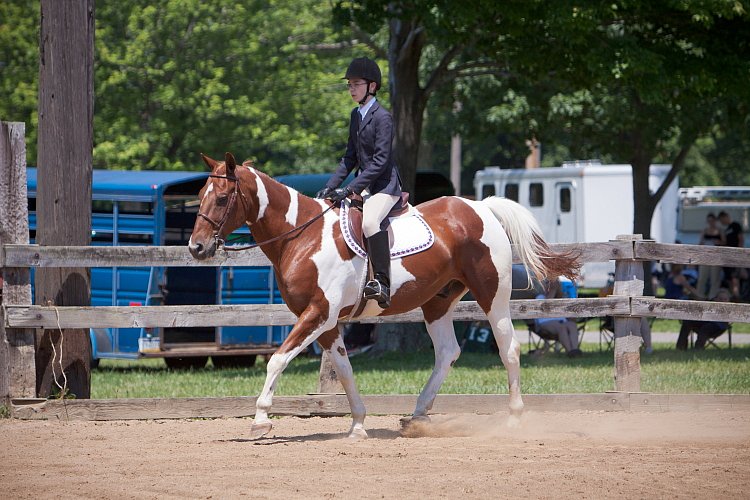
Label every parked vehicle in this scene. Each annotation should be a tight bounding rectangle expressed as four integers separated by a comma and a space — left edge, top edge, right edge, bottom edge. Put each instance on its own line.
473, 160, 680, 288
27, 168, 454, 367
676, 186, 750, 245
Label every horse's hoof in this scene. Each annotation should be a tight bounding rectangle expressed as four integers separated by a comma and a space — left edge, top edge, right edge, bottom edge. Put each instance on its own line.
348, 427, 369, 440
399, 415, 431, 437
399, 415, 430, 429
249, 420, 273, 439
507, 413, 521, 428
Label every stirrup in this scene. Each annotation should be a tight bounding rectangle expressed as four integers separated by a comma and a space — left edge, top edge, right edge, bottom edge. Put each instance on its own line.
363, 279, 390, 308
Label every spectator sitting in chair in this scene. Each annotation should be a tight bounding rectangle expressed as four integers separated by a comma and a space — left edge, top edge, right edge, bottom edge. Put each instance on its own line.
676, 288, 732, 350
533, 278, 583, 358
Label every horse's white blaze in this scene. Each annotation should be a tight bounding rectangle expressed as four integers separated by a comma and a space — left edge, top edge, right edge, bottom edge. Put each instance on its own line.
202, 182, 214, 199
249, 168, 269, 221
284, 186, 299, 226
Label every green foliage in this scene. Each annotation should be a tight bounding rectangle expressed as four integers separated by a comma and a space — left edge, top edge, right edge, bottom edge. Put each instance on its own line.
0, 0, 39, 159
94, 0, 359, 173
1, 0, 748, 191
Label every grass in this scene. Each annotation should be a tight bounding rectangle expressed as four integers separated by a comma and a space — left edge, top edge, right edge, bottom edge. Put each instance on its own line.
91, 342, 750, 399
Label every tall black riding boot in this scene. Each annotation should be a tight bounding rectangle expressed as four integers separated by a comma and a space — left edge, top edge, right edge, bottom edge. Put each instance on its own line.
363, 230, 391, 308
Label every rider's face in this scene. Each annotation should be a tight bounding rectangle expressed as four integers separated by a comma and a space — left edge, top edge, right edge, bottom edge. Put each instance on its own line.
346, 78, 370, 103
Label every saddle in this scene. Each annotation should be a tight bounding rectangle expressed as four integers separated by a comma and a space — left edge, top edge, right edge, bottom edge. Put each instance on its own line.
340, 193, 434, 260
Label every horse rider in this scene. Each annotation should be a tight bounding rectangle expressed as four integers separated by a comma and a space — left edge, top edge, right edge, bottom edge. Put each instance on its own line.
316, 57, 403, 309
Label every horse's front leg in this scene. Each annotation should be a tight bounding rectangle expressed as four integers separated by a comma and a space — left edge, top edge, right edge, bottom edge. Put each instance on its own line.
250, 308, 334, 439
318, 325, 368, 439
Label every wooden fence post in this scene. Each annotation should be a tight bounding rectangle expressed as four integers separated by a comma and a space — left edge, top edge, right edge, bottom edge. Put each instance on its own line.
611, 234, 645, 392
0, 121, 36, 403
35, 0, 95, 398
317, 350, 345, 394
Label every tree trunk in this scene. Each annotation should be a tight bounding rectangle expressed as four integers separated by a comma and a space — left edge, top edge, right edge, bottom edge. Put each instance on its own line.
35, 0, 94, 399
388, 18, 427, 196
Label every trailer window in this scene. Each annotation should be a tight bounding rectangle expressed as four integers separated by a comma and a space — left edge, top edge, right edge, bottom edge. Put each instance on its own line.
529, 183, 543, 207
559, 187, 571, 212
481, 184, 495, 199
504, 183, 519, 202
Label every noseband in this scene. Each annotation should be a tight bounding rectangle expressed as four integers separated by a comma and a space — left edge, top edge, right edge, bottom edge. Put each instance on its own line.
197, 174, 244, 246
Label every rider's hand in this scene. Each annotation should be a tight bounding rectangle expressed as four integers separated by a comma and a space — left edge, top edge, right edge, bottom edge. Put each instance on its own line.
328, 187, 351, 204
315, 187, 334, 199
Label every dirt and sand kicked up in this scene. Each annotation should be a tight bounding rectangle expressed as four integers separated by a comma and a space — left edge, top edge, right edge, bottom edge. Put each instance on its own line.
3, 409, 749, 499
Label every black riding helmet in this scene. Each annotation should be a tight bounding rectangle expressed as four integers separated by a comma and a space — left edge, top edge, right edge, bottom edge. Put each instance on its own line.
344, 57, 381, 104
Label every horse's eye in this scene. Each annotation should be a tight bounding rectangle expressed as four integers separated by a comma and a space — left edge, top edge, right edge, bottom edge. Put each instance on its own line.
216, 195, 229, 207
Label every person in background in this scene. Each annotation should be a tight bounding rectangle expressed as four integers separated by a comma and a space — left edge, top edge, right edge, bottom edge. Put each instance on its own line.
696, 212, 723, 300
534, 278, 583, 357
663, 263, 701, 300
718, 211, 745, 300
676, 288, 732, 350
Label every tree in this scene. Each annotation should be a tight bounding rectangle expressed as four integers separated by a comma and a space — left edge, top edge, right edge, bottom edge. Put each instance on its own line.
94, 0, 360, 173
532, 1, 750, 240
333, 1, 540, 194
0, 0, 39, 160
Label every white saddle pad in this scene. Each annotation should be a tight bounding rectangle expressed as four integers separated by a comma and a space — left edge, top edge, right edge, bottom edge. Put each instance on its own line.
340, 201, 434, 260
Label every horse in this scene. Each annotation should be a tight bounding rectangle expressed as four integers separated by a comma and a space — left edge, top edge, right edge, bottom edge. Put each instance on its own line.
188, 153, 580, 439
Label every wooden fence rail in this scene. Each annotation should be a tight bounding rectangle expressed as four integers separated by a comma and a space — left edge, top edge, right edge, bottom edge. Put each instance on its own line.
2, 237, 750, 401
0, 241, 631, 267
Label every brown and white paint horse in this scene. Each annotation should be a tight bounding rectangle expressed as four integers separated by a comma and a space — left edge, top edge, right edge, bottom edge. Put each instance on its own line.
189, 153, 579, 439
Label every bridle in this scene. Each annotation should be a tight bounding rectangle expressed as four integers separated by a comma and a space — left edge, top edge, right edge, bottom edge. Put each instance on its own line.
197, 173, 337, 252
197, 174, 244, 243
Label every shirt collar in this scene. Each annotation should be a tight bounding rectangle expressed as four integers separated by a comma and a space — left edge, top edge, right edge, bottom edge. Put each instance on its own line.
359, 97, 377, 119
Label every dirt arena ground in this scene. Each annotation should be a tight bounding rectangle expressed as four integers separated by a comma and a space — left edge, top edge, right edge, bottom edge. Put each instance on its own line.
2, 410, 749, 499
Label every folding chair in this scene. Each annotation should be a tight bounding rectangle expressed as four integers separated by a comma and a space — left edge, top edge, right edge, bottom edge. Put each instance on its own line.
688, 323, 733, 349
527, 319, 586, 355
527, 319, 559, 354
598, 316, 615, 351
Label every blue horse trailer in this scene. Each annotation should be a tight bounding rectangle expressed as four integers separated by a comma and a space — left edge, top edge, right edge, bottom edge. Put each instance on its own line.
27, 168, 455, 368
26, 168, 308, 368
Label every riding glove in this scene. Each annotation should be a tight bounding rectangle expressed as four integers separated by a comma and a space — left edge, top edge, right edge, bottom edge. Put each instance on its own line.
328, 187, 351, 204
315, 187, 333, 199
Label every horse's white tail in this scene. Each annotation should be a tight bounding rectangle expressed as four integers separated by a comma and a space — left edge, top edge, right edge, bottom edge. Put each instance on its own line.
482, 196, 580, 283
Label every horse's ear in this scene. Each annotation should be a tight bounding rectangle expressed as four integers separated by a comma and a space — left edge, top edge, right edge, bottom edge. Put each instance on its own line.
242, 159, 255, 168
225, 152, 237, 175
200, 153, 217, 171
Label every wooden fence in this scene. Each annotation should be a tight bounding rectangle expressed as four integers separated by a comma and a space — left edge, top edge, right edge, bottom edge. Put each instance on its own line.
2, 237, 749, 402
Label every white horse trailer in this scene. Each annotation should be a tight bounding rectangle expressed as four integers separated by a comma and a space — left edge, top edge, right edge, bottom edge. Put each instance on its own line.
474, 161, 679, 288
676, 186, 750, 245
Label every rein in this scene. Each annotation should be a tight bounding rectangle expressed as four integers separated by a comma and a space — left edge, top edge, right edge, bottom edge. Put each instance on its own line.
199, 173, 337, 252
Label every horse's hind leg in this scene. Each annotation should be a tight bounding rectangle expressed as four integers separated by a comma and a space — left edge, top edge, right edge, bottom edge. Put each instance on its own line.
467, 265, 524, 418
487, 305, 524, 418
322, 326, 368, 439
410, 293, 464, 421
